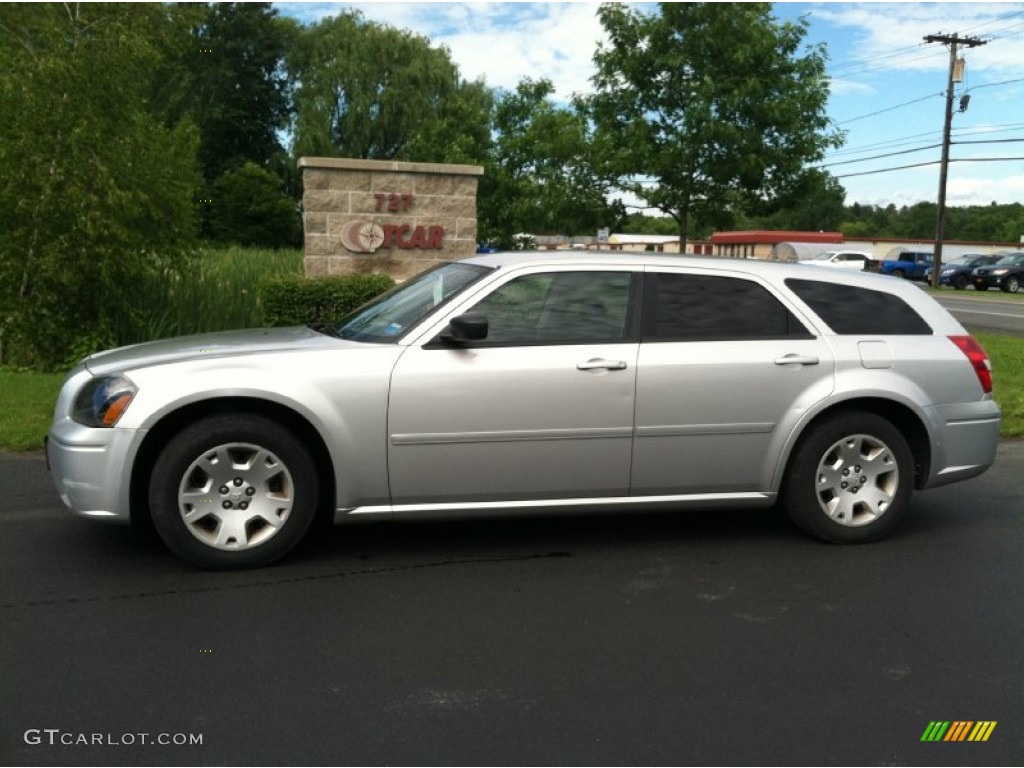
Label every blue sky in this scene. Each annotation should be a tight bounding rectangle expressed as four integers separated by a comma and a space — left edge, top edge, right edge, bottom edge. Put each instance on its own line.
274, 1, 1024, 209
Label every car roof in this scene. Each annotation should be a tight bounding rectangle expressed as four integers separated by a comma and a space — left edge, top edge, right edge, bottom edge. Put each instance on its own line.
461, 249, 895, 288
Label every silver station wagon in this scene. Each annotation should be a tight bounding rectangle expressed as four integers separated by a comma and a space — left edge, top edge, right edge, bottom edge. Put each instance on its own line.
47, 253, 1001, 568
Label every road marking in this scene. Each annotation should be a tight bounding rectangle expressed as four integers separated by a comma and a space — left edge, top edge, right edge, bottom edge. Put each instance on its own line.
947, 308, 1024, 318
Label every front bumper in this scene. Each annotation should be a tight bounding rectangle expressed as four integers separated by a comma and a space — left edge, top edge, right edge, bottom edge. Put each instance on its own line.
972, 276, 1003, 289
46, 422, 141, 523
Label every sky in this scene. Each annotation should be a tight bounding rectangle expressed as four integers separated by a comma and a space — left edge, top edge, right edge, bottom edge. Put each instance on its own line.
274, 1, 1024, 210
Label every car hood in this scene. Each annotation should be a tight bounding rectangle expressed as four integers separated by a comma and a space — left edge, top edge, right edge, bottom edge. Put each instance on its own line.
83, 327, 358, 377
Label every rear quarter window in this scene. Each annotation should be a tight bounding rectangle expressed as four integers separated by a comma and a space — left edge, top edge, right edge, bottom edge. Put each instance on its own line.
785, 278, 933, 335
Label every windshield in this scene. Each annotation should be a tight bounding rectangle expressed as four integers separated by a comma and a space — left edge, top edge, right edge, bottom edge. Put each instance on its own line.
995, 254, 1024, 267
811, 251, 836, 261
337, 262, 493, 343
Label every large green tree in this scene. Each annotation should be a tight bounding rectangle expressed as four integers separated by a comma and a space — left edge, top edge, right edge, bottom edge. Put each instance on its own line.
481, 78, 622, 247
289, 11, 464, 160
162, 2, 294, 181
583, 2, 843, 244
0, 4, 200, 369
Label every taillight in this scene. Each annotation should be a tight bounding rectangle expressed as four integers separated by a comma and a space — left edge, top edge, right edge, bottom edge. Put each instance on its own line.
948, 335, 993, 394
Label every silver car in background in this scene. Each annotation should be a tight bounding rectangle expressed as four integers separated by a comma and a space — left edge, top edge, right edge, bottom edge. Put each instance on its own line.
47, 252, 1001, 568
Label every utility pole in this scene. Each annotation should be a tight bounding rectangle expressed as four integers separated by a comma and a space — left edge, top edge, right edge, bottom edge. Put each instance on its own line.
924, 33, 986, 287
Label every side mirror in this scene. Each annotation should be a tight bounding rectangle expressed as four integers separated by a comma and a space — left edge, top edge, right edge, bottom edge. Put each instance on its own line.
441, 313, 489, 344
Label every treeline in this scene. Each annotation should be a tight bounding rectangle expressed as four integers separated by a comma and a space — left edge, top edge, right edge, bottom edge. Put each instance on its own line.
5, 2, 1014, 370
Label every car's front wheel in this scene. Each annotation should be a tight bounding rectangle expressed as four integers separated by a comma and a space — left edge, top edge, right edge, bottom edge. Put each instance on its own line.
783, 412, 913, 543
149, 413, 319, 569
1004, 275, 1020, 293
953, 274, 968, 290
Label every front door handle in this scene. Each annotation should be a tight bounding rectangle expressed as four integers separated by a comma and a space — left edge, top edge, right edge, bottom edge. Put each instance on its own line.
774, 354, 820, 367
577, 358, 627, 371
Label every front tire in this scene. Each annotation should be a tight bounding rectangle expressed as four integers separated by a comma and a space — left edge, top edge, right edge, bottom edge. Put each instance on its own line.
1004, 275, 1020, 293
149, 413, 319, 569
782, 412, 913, 544
952, 274, 968, 290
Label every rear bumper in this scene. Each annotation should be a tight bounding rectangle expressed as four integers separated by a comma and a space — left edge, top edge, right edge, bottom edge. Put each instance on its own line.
923, 401, 1001, 488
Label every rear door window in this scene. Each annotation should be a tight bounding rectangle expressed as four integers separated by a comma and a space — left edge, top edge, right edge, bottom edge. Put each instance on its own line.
643, 272, 812, 341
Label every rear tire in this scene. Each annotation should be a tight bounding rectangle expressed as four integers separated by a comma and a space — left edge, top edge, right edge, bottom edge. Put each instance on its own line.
783, 412, 913, 544
149, 413, 319, 569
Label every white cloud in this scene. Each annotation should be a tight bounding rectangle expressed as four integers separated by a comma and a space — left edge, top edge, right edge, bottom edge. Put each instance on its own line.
946, 174, 1024, 206
817, 2, 1024, 79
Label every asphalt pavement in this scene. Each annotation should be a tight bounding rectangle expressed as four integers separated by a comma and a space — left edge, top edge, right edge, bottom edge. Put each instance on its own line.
935, 292, 1024, 337
1, 443, 1022, 766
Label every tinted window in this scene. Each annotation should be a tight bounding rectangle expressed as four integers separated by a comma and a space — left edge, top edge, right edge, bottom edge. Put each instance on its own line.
644, 273, 810, 341
786, 279, 932, 335
469, 271, 634, 344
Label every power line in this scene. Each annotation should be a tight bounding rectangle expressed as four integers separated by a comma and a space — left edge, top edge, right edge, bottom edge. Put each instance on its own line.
833, 156, 1024, 180
836, 92, 943, 125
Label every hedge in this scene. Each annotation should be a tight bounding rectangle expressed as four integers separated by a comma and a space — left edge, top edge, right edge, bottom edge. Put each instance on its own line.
259, 274, 395, 327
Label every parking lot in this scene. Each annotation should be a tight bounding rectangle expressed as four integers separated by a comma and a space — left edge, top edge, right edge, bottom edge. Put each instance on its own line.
1, 441, 1021, 766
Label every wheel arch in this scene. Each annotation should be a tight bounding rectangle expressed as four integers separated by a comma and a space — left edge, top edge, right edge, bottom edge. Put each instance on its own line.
776, 397, 932, 492
129, 397, 337, 526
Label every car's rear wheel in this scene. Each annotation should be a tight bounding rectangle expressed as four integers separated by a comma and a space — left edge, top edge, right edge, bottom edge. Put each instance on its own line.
783, 412, 913, 543
953, 274, 968, 290
149, 413, 319, 569
1004, 275, 1020, 293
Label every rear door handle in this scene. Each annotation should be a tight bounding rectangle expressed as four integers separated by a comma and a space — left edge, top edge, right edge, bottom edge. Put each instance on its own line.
774, 354, 820, 367
577, 358, 627, 371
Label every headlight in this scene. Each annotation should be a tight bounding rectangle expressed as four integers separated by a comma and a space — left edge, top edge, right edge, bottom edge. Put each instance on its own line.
991, 269, 1008, 275
71, 375, 137, 427
941, 269, 955, 275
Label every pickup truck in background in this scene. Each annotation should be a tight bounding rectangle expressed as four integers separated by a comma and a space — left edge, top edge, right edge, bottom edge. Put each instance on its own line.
877, 248, 934, 280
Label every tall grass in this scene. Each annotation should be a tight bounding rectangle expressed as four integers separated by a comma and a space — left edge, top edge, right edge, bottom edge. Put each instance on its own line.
116, 246, 303, 345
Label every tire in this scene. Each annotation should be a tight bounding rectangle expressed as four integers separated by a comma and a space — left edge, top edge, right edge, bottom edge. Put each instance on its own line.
782, 412, 913, 544
1003, 275, 1020, 293
952, 274, 968, 290
148, 413, 319, 569
891, 269, 906, 279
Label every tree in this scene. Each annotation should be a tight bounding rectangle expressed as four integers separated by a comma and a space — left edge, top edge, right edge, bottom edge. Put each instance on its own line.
204, 162, 301, 248
163, 3, 294, 182
289, 11, 463, 161
0, 4, 200, 369
739, 169, 847, 232
480, 78, 622, 247
583, 2, 843, 245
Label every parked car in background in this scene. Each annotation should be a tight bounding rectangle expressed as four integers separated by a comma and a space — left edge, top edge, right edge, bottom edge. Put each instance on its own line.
47, 253, 1000, 569
799, 250, 877, 270
878, 248, 934, 280
927, 253, 1004, 289
971, 252, 1024, 292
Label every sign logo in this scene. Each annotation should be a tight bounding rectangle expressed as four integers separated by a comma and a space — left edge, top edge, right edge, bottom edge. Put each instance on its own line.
920, 721, 997, 742
340, 221, 386, 253
339, 192, 446, 254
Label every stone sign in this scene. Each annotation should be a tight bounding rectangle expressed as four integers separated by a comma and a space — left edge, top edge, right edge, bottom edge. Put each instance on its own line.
299, 157, 483, 280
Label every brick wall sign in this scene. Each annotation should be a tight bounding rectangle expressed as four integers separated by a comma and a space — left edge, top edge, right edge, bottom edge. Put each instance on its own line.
299, 157, 484, 280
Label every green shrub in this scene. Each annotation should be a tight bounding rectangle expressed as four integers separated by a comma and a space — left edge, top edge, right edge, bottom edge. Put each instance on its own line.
260, 274, 395, 327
